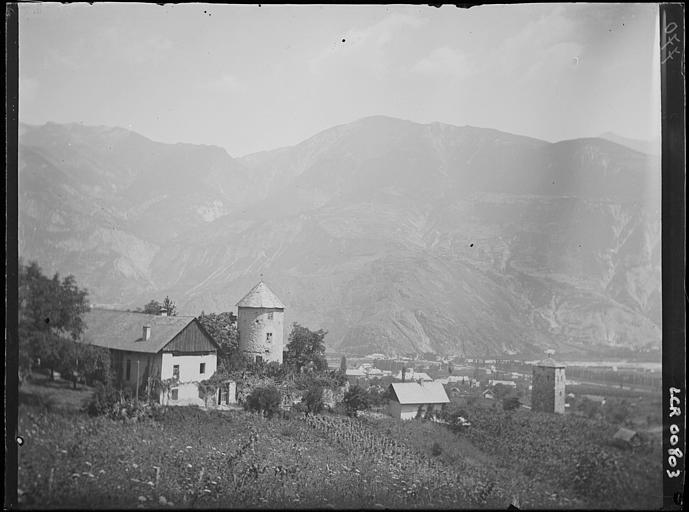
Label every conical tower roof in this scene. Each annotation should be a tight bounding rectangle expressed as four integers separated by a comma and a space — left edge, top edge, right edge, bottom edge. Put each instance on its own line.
236, 281, 285, 309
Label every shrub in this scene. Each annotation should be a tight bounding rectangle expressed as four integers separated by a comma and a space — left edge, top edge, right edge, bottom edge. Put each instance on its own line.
245, 385, 282, 418
343, 385, 370, 417
431, 441, 443, 456
303, 384, 324, 415
84, 380, 123, 417
502, 396, 521, 411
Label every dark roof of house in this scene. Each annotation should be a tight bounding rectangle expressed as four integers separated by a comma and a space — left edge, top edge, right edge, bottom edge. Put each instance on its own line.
81, 308, 208, 354
390, 382, 450, 405
236, 281, 285, 309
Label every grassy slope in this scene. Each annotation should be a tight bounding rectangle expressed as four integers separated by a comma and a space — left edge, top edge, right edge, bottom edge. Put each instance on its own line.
16, 375, 661, 510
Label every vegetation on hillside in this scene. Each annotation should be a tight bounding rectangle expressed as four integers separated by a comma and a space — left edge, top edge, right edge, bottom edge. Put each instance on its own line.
141, 297, 177, 316
18, 261, 109, 388
284, 323, 328, 373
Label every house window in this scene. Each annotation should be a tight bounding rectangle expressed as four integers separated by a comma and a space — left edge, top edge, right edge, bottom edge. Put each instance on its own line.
255, 355, 263, 364
171, 388, 178, 401
173, 365, 180, 379
266, 332, 273, 343
126, 359, 131, 380
267, 312, 273, 320
200, 363, 206, 375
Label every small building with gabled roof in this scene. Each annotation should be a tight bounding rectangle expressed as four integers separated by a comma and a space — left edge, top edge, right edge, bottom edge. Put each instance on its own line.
387, 381, 450, 420
612, 427, 641, 448
237, 280, 285, 364
82, 308, 226, 407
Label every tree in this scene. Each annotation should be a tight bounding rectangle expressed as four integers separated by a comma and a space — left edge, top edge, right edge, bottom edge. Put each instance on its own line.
197, 312, 243, 371
604, 398, 630, 425
492, 383, 512, 401
578, 397, 602, 419
285, 323, 328, 373
59, 339, 111, 389
302, 383, 324, 415
339, 355, 347, 372
502, 396, 521, 411
245, 386, 281, 418
143, 300, 162, 315
19, 261, 90, 381
343, 385, 370, 417
162, 296, 177, 316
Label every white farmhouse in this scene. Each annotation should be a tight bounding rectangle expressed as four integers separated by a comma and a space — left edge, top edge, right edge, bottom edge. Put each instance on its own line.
387, 382, 450, 420
82, 308, 226, 406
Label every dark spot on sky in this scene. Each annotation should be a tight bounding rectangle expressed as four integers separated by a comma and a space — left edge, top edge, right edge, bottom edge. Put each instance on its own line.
470, 243, 474, 247
342, 38, 346, 43
44, 317, 50, 324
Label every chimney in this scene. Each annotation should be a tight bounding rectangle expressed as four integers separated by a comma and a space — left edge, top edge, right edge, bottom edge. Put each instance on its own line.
159, 307, 168, 317
143, 325, 151, 341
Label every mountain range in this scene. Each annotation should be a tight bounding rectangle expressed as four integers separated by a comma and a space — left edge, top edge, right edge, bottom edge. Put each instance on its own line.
17, 117, 661, 359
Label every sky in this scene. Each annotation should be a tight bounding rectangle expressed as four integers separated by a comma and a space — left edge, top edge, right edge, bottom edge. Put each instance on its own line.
19, 3, 661, 157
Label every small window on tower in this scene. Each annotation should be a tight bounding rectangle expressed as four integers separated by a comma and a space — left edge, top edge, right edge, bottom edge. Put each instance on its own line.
171, 388, 178, 401
266, 332, 273, 343
267, 312, 274, 320
200, 363, 206, 374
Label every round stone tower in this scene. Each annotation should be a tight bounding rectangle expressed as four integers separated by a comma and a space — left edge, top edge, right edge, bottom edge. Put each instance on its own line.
236, 280, 285, 364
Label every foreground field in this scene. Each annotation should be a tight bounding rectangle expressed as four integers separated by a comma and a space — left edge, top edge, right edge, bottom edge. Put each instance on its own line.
17, 400, 661, 510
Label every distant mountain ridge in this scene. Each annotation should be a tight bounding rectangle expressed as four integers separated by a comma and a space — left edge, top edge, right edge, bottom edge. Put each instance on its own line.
18, 117, 661, 359
598, 131, 660, 156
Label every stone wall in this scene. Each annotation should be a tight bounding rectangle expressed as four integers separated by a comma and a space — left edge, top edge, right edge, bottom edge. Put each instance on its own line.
238, 307, 284, 363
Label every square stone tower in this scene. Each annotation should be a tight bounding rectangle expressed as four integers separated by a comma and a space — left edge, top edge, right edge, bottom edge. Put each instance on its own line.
236, 280, 285, 364
531, 356, 566, 414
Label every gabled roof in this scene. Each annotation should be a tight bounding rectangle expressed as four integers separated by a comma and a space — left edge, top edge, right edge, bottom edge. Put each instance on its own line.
489, 379, 517, 387
389, 382, 449, 405
236, 281, 285, 309
613, 427, 638, 442
81, 309, 208, 354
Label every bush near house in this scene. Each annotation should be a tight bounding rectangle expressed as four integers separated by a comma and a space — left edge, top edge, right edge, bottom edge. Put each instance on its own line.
343, 385, 370, 417
244, 386, 282, 418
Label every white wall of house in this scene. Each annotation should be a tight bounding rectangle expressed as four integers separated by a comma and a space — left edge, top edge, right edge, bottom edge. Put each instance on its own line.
160, 353, 217, 381
160, 352, 217, 406
115, 350, 217, 406
387, 401, 444, 420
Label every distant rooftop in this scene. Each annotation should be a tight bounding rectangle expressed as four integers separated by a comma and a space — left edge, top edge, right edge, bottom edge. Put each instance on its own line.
535, 357, 565, 368
236, 281, 285, 309
389, 382, 450, 405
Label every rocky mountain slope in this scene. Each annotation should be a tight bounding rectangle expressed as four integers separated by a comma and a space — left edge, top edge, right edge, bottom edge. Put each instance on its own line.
18, 117, 661, 358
